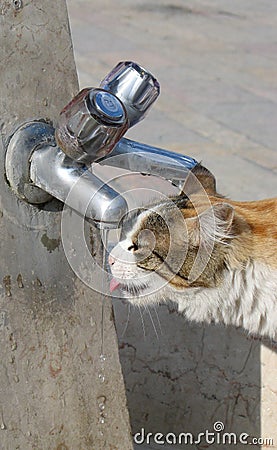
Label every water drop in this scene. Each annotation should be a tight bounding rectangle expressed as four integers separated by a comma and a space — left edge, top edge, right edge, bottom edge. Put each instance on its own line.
13, 375, 19, 383
100, 353, 106, 362
97, 395, 106, 405
11, 342, 17, 351
98, 373, 105, 383
12, 0, 23, 12
98, 402, 105, 411
99, 416, 105, 424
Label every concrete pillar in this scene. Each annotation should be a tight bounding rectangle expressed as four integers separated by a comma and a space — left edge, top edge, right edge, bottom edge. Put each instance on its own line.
0, 1, 132, 448
261, 344, 277, 449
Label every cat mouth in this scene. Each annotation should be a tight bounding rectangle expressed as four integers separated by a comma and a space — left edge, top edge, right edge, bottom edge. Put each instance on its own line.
109, 278, 149, 295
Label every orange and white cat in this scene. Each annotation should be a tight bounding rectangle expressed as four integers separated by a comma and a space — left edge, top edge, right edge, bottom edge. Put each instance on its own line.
109, 165, 277, 339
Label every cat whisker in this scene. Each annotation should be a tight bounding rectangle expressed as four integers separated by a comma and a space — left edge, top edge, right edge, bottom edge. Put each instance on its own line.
121, 282, 149, 296
121, 303, 131, 339
145, 305, 159, 340
138, 306, 146, 339
153, 305, 163, 336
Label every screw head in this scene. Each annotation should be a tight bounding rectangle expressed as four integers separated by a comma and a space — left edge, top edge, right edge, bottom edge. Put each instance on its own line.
92, 91, 125, 122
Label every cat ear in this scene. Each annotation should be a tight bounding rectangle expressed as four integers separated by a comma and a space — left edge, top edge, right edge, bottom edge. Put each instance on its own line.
181, 163, 217, 196
191, 202, 235, 246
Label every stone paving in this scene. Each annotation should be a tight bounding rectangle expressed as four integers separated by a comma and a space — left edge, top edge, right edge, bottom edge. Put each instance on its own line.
67, 1, 277, 448
67, 0, 276, 201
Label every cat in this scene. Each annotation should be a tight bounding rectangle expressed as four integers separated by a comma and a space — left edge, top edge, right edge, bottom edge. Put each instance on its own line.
108, 164, 277, 339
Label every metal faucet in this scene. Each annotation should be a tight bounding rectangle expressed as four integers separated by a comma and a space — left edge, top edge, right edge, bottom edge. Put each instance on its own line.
5, 61, 198, 229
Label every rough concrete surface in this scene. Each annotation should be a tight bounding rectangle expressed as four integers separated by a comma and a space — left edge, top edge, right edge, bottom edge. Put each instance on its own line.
67, 1, 277, 449
0, 1, 132, 448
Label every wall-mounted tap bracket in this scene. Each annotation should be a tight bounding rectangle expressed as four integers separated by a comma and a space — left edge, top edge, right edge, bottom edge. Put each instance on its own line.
5, 120, 55, 204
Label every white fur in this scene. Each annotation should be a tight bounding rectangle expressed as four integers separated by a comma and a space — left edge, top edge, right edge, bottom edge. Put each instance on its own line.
110, 214, 277, 340
175, 261, 277, 339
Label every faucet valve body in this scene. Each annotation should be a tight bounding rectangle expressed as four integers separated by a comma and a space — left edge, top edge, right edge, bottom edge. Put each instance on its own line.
55, 61, 160, 165
55, 88, 128, 165
100, 61, 160, 127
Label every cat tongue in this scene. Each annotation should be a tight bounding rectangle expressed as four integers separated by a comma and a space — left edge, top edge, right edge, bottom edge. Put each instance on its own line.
109, 278, 121, 293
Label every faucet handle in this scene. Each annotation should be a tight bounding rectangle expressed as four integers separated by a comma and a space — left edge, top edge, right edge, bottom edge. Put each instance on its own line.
55, 62, 159, 165
55, 88, 128, 165
100, 61, 160, 127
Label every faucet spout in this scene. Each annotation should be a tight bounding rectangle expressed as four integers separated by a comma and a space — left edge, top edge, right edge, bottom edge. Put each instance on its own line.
99, 137, 198, 187
30, 144, 128, 229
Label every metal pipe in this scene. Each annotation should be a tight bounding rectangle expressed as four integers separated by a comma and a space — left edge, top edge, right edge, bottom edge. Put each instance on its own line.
30, 144, 128, 229
99, 137, 198, 183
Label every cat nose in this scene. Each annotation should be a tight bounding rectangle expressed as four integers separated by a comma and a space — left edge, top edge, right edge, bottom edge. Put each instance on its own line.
108, 255, 115, 266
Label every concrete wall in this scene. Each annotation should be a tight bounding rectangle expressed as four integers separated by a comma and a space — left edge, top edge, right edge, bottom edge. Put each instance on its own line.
0, 1, 132, 448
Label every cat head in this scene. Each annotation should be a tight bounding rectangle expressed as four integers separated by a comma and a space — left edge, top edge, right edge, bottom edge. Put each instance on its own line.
109, 164, 249, 306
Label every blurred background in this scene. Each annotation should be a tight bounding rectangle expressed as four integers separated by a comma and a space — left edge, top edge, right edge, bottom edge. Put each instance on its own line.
67, 1, 277, 448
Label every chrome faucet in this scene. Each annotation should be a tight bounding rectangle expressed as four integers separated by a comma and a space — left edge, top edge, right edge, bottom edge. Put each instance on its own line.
5, 61, 198, 229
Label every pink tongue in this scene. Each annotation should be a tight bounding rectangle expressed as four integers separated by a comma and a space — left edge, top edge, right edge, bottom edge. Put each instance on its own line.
109, 278, 121, 293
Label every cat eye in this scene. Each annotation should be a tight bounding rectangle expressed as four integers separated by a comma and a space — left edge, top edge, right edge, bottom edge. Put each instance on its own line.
128, 243, 138, 252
